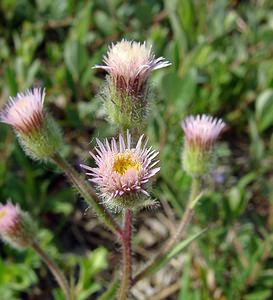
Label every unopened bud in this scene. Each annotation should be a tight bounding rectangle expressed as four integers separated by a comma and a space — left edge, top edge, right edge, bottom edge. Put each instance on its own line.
0, 202, 37, 249
181, 115, 225, 177
94, 40, 171, 131
0, 88, 62, 160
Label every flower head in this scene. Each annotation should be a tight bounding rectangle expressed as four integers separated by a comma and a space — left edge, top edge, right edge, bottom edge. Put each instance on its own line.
181, 115, 225, 176
181, 115, 225, 150
94, 40, 171, 97
0, 202, 36, 249
0, 88, 45, 134
94, 40, 171, 131
81, 132, 160, 209
0, 88, 62, 160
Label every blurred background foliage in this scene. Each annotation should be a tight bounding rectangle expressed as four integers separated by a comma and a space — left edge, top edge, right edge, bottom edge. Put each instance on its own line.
0, 0, 273, 299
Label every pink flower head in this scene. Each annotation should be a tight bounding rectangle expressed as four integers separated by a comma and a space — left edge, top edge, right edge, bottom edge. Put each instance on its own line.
0, 88, 45, 134
0, 202, 20, 235
181, 115, 225, 150
94, 40, 171, 97
0, 202, 34, 248
81, 132, 160, 209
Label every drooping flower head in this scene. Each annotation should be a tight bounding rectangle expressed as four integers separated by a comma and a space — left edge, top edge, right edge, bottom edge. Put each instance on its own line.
94, 40, 171, 131
0, 88, 45, 134
181, 115, 226, 176
0, 202, 36, 249
81, 132, 160, 210
0, 88, 62, 160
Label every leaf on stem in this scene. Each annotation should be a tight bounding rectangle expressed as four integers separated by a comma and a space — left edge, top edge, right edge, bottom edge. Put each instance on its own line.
141, 228, 207, 278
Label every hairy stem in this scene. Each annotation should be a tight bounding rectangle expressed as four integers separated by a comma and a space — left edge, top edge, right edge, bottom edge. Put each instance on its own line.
32, 241, 72, 300
118, 209, 133, 300
51, 153, 122, 238
132, 177, 201, 285
163, 177, 201, 251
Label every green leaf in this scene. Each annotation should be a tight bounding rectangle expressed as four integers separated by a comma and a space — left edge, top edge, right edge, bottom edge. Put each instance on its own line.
75, 247, 108, 298
141, 228, 207, 278
4, 66, 17, 96
73, 2, 93, 42
244, 290, 272, 300
78, 283, 101, 300
228, 187, 242, 214
97, 279, 119, 300
26, 60, 40, 88
165, 0, 188, 58
179, 254, 191, 300
249, 118, 265, 161
178, 0, 195, 38
94, 11, 115, 36
64, 39, 88, 82
255, 89, 273, 132
162, 69, 197, 111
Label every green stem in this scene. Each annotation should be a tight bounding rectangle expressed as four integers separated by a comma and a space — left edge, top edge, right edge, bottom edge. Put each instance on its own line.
132, 177, 201, 285
32, 241, 71, 300
118, 209, 133, 300
51, 153, 122, 238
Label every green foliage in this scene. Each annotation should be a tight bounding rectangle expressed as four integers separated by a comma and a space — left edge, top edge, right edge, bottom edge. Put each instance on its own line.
139, 228, 207, 279
0, 0, 273, 299
54, 247, 108, 300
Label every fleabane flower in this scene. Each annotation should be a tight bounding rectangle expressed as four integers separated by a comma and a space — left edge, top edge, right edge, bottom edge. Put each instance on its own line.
81, 132, 160, 210
94, 40, 171, 96
94, 40, 171, 131
181, 115, 226, 177
0, 88, 62, 160
0, 202, 36, 249
0, 88, 45, 134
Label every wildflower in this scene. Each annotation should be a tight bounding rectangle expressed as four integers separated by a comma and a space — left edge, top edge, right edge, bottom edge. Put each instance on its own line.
0, 202, 36, 249
181, 115, 225, 177
81, 132, 160, 210
0, 88, 45, 134
94, 40, 171, 130
95, 40, 171, 97
0, 88, 62, 160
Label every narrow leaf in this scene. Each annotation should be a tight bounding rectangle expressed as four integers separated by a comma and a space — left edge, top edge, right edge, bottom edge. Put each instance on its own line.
97, 279, 119, 300
142, 228, 207, 278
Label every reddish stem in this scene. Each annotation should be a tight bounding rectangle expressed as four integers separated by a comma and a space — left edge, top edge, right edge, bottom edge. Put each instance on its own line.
118, 209, 133, 300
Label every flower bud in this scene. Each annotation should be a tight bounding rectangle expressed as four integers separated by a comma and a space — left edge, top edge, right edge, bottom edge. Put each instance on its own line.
81, 131, 160, 210
0, 202, 37, 249
181, 115, 225, 177
0, 88, 62, 161
94, 40, 171, 131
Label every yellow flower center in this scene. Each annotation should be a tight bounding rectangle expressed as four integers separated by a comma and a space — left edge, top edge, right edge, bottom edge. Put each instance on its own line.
0, 209, 7, 220
113, 152, 141, 175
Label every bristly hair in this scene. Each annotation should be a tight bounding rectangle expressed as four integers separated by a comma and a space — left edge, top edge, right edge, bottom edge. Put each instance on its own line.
94, 39, 171, 98
81, 131, 160, 210
0, 88, 45, 134
181, 114, 225, 150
